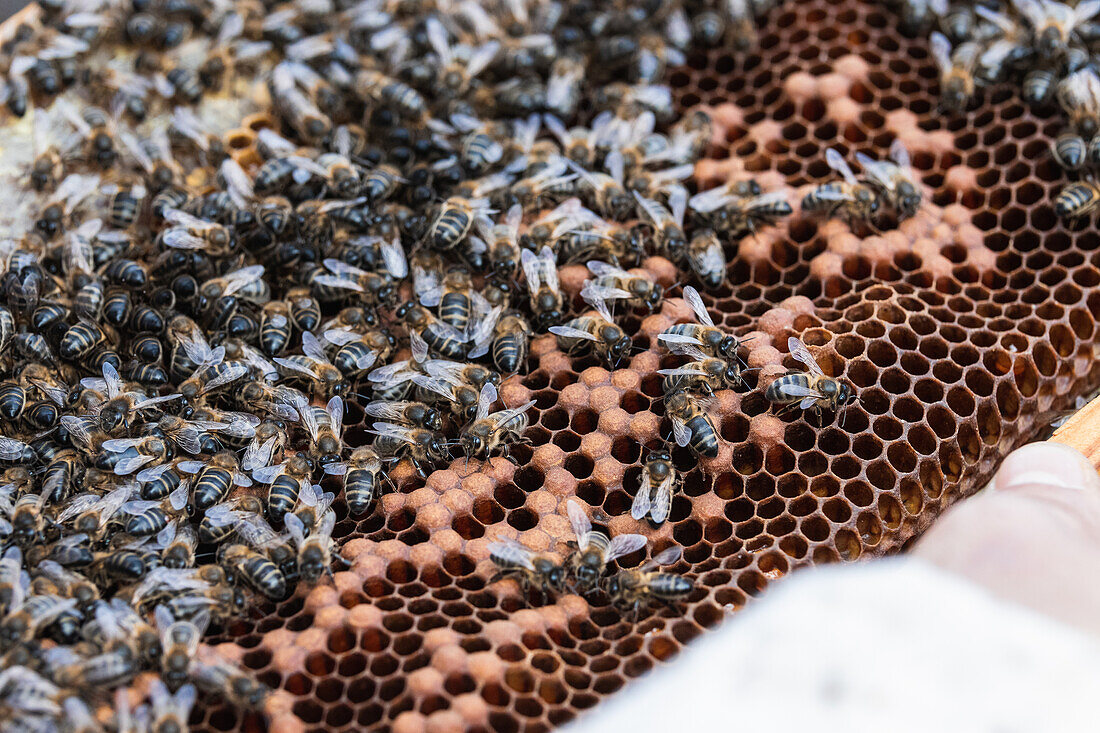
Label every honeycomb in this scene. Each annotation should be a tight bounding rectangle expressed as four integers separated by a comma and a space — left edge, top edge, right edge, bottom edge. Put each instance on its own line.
173, 0, 1100, 731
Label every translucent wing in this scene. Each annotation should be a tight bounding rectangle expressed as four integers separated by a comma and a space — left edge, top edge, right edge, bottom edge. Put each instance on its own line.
548, 325, 599, 342
132, 394, 183, 411
586, 260, 628, 278
251, 462, 287, 484
566, 499, 591, 547
488, 539, 535, 571
670, 416, 692, 447
772, 382, 824, 399
787, 337, 825, 376
114, 454, 157, 475
200, 363, 249, 392
284, 512, 307, 545
273, 357, 319, 380
102, 362, 123, 399
889, 139, 911, 169
651, 475, 673, 525
668, 186, 688, 226
476, 383, 497, 421
327, 396, 344, 434
605, 533, 647, 562
658, 332, 706, 348
520, 247, 542, 293
682, 286, 714, 327
664, 341, 710, 361
855, 152, 896, 193
631, 482, 652, 521
580, 281, 632, 304
490, 401, 535, 433
825, 147, 856, 184
301, 331, 329, 363
651, 545, 683, 566
0, 437, 29, 460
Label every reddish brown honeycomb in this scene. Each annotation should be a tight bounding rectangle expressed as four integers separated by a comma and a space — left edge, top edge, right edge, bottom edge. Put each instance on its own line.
189, 0, 1100, 730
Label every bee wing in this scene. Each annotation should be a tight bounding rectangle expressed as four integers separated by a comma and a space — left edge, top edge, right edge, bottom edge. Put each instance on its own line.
488, 539, 537, 570
0, 436, 28, 461
630, 478, 652, 521
1075, 0, 1100, 24
580, 281, 632, 305
808, 187, 857, 202
322, 328, 360, 347
588, 295, 615, 324
668, 186, 688, 226
549, 325, 600, 342
682, 286, 715, 327
132, 394, 183, 411
606, 533, 648, 563
787, 337, 826, 377
651, 545, 683, 566
490, 400, 535, 433
114, 454, 158, 476
689, 186, 735, 214
59, 493, 105, 522
328, 396, 344, 434
220, 265, 265, 296
520, 247, 543, 292
273, 357, 319, 380
163, 228, 208, 250
369, 421, 416, 444
100, 361, 124, 399
1009, 0, 1046, 26
314, 274, 364, 292
424, 16, 453, 64
119, 129, 154, 173
664, 340, 710, 361
566, 499, 592, 547
670, 415, 692, 448
251, 462, 287, 484
242, 437, 277, 471
772, 381, 825, 401
888, 139, 911, 170
474, 383, 498, 422
300, 331, 329, 364
632, 190, 668, 224
825, 147, 857, 184
380, 236, 408, 279
585, 260, 628, 279
854, 152, 896, 193
467, 305, 502, 359
658, 333, 706, 349
651, 475, 673, 525
368, 359, 415, 385
201, 363, 249, 393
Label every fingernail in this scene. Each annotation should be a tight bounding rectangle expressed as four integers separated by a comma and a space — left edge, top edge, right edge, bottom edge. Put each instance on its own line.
994, 442, 1100, 493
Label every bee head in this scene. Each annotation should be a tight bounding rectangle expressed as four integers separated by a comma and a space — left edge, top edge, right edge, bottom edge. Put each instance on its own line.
395, 301, 415, 319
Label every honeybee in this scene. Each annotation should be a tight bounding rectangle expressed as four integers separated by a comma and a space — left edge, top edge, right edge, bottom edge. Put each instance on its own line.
633, 449, 679, 527
33, 172, 101, 239
488, 311, 532, 374
178, 451, 252, 514
0, 593, 78, 648
418, 267, 480, 335
1055, 179, 1100, 219
285, 509, 337, 584
273, 332, 347, 399
1013, 0, 1100, 59
240, 419, 291, 473
855, 140, 922, 221
192, 660, 271, 710
929, 32, 980, 112
120, 483, 188, 537
521, 245, 564, 332
1058, 68, 1100, 138
343, 446, 389, 516
157, 520, 198, 569
395, 301, 470, 360
368, 421, 450, 478
765, 337, 856, 423
30, 108, 63, 191
362, 399, 443, 431
550, 294, 634, 369
56, 101, 117, 169
252, 453, 314, 523
459, 384, 535, 462
160, 208, 233, 256
295, 393, 345, 473
320, 328, 391, 378
220, 543, 287, 600
685, 228, 726, 289
802, 148, 881, 223
659, 286, 746, 362
567, 150, 635, 221
604, 545, 692, 617
633, 189, 687, 263
356, 69, 429, 119
58, 482, 135, 539
472, 203, 523, 279
564, 499, 647, 593
427, 196, 494, 251
664, 388, 721, 458
98, 435, 172, 476
658, 342, 749, 395
582, 260, 664, 312
487, 538, 567, 602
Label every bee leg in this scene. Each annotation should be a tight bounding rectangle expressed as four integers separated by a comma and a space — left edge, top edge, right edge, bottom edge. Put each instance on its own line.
488, 571, 507, 584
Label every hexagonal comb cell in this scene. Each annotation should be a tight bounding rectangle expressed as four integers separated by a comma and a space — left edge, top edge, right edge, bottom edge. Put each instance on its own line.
183, 1, 1100, 731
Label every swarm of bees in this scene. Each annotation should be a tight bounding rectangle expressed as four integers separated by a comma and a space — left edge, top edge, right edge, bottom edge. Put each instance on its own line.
889, 0, 1100, 221
0, 0, 879, 725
